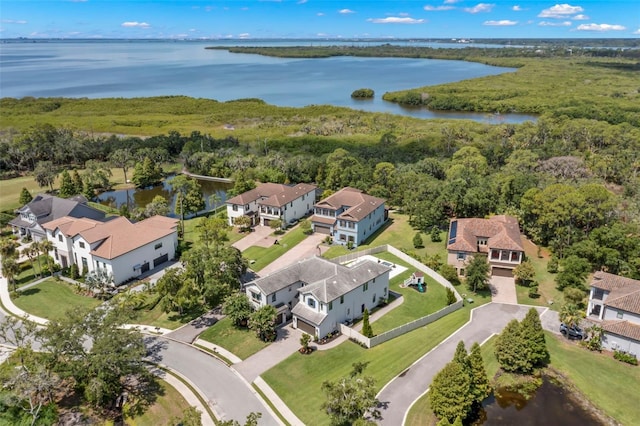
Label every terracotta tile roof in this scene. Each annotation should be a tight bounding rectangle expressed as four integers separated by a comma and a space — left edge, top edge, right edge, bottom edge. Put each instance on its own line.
225, 183, 316, 207
591, 272, 640, 315
314, 187, 385, 222
602, 320, 640, 342
43, 216, 102, 236
447, 215, 523, 253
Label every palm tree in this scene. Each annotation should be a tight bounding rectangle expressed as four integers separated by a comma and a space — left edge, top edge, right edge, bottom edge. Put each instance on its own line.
38, 239, 54, 276
2, 256, 21, 292
30, 241, 43, 277
21, 246, 36, 277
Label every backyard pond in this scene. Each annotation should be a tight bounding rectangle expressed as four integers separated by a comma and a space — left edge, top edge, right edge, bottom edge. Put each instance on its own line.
475, 378, 604, 425
95, 175, 231, 217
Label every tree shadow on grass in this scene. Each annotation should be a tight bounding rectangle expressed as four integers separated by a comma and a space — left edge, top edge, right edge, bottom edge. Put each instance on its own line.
19, 287, 41, 296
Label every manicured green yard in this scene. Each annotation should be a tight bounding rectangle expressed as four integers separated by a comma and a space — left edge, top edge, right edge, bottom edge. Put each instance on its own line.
14, 255, 49, 287
361, 252, 449, 334
11, 279, 101, 321
263, 307, 472, 426
323, 212, 448, 261
199, 316, 271, 360
546, 332, 640, 426
519, 237, 562, 309
125, 379, 191, 426
242, 226, 308, 272
126, 292, 205, 330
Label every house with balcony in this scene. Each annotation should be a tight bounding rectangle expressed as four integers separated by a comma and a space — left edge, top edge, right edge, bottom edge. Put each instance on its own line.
43, 215, 178, 285
9, 194, 105, 242
243, 256, 390, 338
446, 215, 524, 277
310, 187, 387, 247
587, 271, 640, 355
225, 183, 317, 227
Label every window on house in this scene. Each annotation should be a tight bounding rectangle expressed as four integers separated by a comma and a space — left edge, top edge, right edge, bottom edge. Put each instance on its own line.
460, 268, 465, 276
372, 293, 376, 303
154, 242, 163, 250
373, 278, 376, 283
477, 238, 488, 246
328, 301, 333, 311
81, 257, 88, 270
271, 293, 276, 303
340, 295, 344, 304
501, 251, 509, 261
363, 282, 368, 292
457, 252, 466, 261
511, 252, 520, 262
251, 292, 262, 302
245, 204, 249, 210
340, 234, 346, 241
617, 311, 624, 319
289, 286, 292, 292
233, 205, 238, 211
491, 250, 499, 260
593, 288, 604, 300
79, 241, 85, 249
307, 298, 316, 308
54, 248, 58, 260
58, 234, 63, 242
383, 287, 387, 296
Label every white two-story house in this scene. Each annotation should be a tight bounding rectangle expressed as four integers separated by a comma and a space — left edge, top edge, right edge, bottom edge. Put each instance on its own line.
43, 215, 178, 285
243, 256, 390, 338
446, 215, 524, 277
310, 187, 387, 247
226, 183, 317, 227
587, 271, 640, 355
10, 194, 105, 241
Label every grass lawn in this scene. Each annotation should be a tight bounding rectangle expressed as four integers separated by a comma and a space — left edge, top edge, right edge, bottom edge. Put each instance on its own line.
545, 332, 640, 426
127, 292, 205, 330
361, 252, 450, 334
14, 255, 48, 287
323, 212, 448, 261
199, 317, 271, 360
242, 226, 308, 272
125, 379, 190, 426
182, 214, 245, 247
520, 237, 562, 309
263, 306, 474, 426
11, 279, 101, 321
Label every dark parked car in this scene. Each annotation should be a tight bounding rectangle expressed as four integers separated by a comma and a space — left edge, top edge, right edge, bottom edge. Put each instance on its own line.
560, 323, 586, 340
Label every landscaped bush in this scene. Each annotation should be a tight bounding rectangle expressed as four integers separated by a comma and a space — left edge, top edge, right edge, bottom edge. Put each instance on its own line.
613, 350, 638, 365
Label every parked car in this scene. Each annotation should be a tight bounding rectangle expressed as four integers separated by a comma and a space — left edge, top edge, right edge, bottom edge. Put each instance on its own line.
560, 323, 586, 340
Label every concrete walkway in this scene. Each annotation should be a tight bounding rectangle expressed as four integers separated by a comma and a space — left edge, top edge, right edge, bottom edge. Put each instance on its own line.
489, 275, 518, 304
259, 233, 327, 276
232, 225, 275, 252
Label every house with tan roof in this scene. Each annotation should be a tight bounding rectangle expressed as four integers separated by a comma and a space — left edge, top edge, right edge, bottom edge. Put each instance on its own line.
243, 256, 390, 338
43, 215, 178, 285
310, 187, 387, 248
225, 182, 317, 228
446, 215, 524, 277
587, 271, 640, 355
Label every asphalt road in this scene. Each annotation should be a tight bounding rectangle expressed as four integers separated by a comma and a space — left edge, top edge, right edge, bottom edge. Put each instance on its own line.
377, 303, 548, 425
145, 336, 280, 426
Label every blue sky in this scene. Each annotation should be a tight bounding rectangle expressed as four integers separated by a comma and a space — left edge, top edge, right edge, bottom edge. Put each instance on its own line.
1, 1, 638, 39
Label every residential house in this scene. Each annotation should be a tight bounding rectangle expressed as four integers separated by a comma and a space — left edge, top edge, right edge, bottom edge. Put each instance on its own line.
225, 183, 317, 227
9, 194, 105, 241
587, 271, 640, 355
43, 215, 178, 285
244, 256, 390, 338
446, 215, 524, 277
310, 187, 387, 247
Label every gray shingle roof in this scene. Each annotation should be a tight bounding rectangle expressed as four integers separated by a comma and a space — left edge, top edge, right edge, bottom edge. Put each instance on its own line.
13, 194, 105, 228
291, 303, 327, 326
248, 256, 390, 303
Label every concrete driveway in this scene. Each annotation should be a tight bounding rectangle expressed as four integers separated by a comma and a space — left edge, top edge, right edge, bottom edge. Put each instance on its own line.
377, 303, 546, 425
232, 226, 275, 252
489, 275, 518, 304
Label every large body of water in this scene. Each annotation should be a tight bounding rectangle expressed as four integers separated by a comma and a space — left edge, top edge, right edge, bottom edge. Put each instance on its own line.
0, 39, 535, 123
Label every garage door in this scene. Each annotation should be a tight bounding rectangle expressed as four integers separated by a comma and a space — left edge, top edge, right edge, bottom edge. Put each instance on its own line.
296, 318, 316, 335
315, 225, 331, 235
153, 254, 169, 268
141, 262, 150, 273
492, 267, 513, 278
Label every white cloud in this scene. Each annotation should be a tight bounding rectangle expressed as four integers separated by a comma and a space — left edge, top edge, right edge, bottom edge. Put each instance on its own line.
539, 20, 572, 26
444, 0, 461, 3
512, 5, 522, 11
572, 14, 589, 20
239, 33, 251, 38
121, 21, 150, 28
339, 9, 355, 14
69, 0, 88, 2
577, 23, 626, 31
317, 12, 325, 16
634, 28, 640, 35
1, 19, 28, 24
368, 17, 425, 24
424, 5, 454, 11
538, 4, 583, 18
464, 3, 495, 14
484, 20, 518, 26
297, 0, 307, 4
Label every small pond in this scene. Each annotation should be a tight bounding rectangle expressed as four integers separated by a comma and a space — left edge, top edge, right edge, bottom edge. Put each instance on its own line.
94, 175, 232, 218
475, 378, 603, 425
